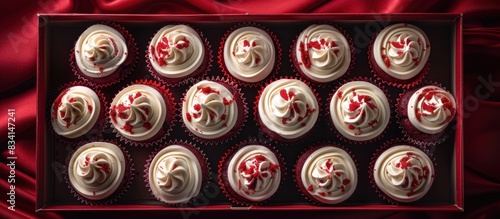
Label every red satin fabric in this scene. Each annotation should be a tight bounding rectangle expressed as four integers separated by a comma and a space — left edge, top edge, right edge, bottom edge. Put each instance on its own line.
1, 0, 499, 218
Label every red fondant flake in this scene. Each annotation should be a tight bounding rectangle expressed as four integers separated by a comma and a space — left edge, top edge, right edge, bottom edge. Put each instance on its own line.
222, 97, 234, 105
83, 157, 90, 167
422, 102, 437, 114
199, 86, 220, 95
193, 104, 201, 111
337, 91, 343, 99
307, 184, 314, 192
98, 163, 111, 174
59, 110, 66, 119
299, 41, 311, 69
342, 178, 350, 186
381, 54, 391, 68
279, 89, 289, 100
110, 106, 118, 123
220, 114, 227, 120
121, 122, 134, 134
143, 122, 152, 130
153, 37, 171, 66
52, 89, 69, 121
391, 40, 405, 49
175, 37, 190, 49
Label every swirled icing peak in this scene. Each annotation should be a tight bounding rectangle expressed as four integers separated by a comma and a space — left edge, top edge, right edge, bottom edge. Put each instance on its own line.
407, 85, 456, 134
51, 86, 101, 139
149, 25, 205, 79
374, 145, 434, 203
300, 146, 357, 204
295, 24, 351, 82
74, 24, 128, 78
148, 145, 203, 204
330, 81, 390, 141
373, 23, 430, 80
223, 26, 275, 83
182, 80, 239, 140
68, 142, 126, 200
258, 79, 318, 140
227, 145, 281, 202
110, 84, 167, 142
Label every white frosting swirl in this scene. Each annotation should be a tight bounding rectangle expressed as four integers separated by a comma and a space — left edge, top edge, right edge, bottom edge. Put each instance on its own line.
68, 142, 125, 200
148, 145, 203, 204
407, 86, 456, 134
330, 81, 390, 141
51, 86, 101, 139
300, 146, 357, 204
295, 24, 351, 82
258, 79, 318, 140
182, 80, 238, 139
74, 24, 128, 78
223, 26, 275, 83
110, 84, 167, 142
373, 145, 434, 203
149, 25, 205, 79
373, 23, 430, 80
227, 145, 281, 202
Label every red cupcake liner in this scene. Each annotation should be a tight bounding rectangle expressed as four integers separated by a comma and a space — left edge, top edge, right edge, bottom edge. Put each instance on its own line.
368, 32, 429, 89
108, 79, 176, 147
63, 140, 134, 205
144, 139, 210, 206
218, 22, 282, 88
326, 77, 392, 144
217, 139, 286, 206
396, 81, 454, 146
48, 81, 108, 144
70, 22, 138, 88
293, 143, 358, 205
290, 23, 355, 86
146, 24, 212, 87
368, 138, 437, 205
254, 76, 321, 143
180, 76, 248, 145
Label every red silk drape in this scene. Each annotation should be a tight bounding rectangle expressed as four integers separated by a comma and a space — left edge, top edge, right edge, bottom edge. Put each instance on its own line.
1, 0, 499, 218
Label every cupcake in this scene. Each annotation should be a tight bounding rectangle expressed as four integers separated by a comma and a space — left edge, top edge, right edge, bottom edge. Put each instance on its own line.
295, 145, 357, 204
219, 142, 283, 205
220, 25, 280, 85
372, 144, 435, 203
72, 23, 136, 86
256, 78, 319, 142
50, 85, 105, 140
329, 80, 390, 142
145, 141, 208, 204
67, 141, 132, 204
397, 85, 456, 144
109, 80, 175, 146
181, 79, 246, 142
292, 24, 353, 83
369, 23, 430, 87
147, 24, 211, 85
